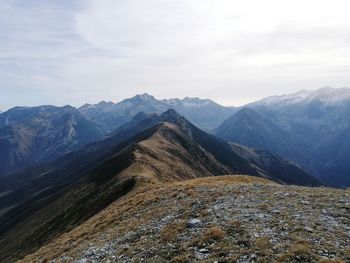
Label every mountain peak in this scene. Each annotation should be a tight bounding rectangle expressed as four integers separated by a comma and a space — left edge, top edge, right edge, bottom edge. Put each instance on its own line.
159, 109, 187, 124
133, 93, 156, 101
161, 108, 179, 116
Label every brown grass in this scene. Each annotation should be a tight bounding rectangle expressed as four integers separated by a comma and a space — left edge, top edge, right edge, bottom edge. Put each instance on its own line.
318, 259, 346, 263
160, 222, 186, 243
176, 175, 275, 188
204, 226, 225, 241
277, 240, 315, 262
254, 237, 271, 256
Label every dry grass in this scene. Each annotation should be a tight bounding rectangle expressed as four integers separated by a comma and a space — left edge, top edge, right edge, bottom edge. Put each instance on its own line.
19, 175, 350, 262
160, 222, 186, 242
277, 240, 315, 262
254, 237, 272, 256
226, 220, 244, 235
175, 175, 276, 188
318, 259, 346, 263
204, 226, 225, 241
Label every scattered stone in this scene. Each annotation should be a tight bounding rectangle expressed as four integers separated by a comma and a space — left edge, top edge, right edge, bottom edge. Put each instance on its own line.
304, 226, 314, 232
199, 248, 210, 254
187, 218, 202, 228
250, 253, 257, 258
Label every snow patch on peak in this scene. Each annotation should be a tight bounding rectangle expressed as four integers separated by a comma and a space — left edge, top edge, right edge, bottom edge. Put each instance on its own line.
254, 87, 350, 107
305, 87, 350, 105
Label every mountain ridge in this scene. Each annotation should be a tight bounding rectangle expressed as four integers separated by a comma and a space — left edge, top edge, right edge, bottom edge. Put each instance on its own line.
2, 88, 348, 186
0, 110, 319, 262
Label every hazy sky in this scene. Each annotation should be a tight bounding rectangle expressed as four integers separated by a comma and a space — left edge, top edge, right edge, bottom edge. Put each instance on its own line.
1, 0, 350, 110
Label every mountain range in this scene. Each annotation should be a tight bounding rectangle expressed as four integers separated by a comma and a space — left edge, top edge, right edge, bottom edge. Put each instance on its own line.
1, 88, 350, 188
0, 109, 319, 262
0, 94, 236, 177
79, 93, 235, 132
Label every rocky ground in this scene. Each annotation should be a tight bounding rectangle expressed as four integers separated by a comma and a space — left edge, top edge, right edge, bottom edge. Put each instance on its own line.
21, 176, 350, 263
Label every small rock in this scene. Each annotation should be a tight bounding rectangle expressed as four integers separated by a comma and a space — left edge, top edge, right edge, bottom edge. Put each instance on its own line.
250, 253, 257, 259
199, 248, 210, 254
187, 218, 202, 228
304, 227, 314, 232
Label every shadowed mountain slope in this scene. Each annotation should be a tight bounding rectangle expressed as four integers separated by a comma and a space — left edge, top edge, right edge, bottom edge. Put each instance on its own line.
214, 108, 302, 162
0, 105, 104, 176
229, 143, 318, 186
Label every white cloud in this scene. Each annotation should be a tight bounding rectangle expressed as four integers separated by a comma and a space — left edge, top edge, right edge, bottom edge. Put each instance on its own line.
1, 0, 350, 109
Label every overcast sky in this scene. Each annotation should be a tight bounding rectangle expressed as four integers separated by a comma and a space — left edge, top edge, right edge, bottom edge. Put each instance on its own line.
1, 0, 350, 110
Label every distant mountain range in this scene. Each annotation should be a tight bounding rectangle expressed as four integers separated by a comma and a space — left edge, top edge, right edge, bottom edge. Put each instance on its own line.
0, 110, 319, 262
0, 94, 235, 177
1, 87, 350, 188
79, 93, 235, 132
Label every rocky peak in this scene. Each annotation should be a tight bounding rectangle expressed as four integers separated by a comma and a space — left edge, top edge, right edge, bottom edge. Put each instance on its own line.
131, 93, 156, 103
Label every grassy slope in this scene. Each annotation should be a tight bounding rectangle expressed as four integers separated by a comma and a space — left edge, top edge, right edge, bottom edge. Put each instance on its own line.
21, 175, 350, 263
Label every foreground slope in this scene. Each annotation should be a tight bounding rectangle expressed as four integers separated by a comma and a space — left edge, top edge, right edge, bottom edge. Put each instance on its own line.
0, 110, 319, 262
21, 176, 350, 263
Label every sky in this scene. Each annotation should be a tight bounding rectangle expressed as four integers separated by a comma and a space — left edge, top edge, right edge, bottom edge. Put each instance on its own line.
1, 0, 350, 110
